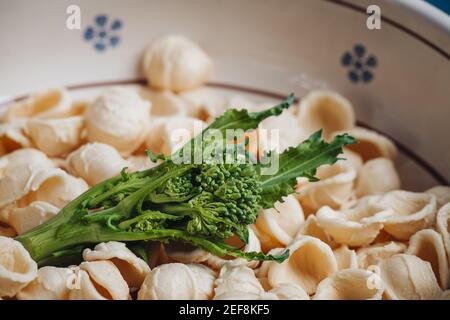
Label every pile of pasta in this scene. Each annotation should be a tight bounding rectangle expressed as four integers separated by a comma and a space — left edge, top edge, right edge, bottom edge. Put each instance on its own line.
0, 35, 449, 300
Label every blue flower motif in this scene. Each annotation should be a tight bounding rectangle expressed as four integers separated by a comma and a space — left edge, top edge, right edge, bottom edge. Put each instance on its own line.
341, 44, 377, 83
84, 15, 122, 52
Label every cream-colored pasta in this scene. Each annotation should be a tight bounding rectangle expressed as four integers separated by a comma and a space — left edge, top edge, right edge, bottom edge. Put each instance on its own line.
296, 161, 357, 215
355, 158, 401, 197
2, 88, 72, 122
426, 186, 450, 208
83, 241, 151, 290
8, 201, 59, 234
126, 155, 158, 173
378, 254, 442, 300
269, 283, 310, 300
380, 191, 437, 240
143, 35, 213, 92
0, 225, 16, 237
178, 87, 226, 120
85, 87, 151, 156
0, 149, 56, 208
333, 245, 358, 270
436, 203, 450, 265
356, 241, 407, 269
66, 142, 128, 186
214, 263, 266, 300
161, 117, 206, 155
332, 127, 397, 161
297, 90, 355, 140
0, 236, 37, 298
17, 266, 74, 300
315, 199, 393, 246
23, 169, 88, 208
254, 196, 305, 251
295, 214, 335, 247
166, 227, 262, 269
406, 229, 449, 290
71, 261, 130, 300
0, 121, 33, 152
313, 269, 383, 300
265, 236, 338, 294
138, 263, 216, 300
141, 89, 188, 117
25, 116, 84, 157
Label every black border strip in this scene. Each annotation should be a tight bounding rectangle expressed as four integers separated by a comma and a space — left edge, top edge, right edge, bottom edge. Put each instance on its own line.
324, 0, 450, 60
2, 79, 447, 185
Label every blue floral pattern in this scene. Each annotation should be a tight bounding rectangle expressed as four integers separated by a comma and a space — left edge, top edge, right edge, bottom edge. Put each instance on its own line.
84, 15, 122, 52
341, 44, 377, 83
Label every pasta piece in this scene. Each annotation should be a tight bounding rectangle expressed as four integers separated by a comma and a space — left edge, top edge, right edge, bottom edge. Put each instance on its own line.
83, 241, 151, 290
269, 283, 310, 300
297, 90, 355, 140
426, 186, 450, 208
138, 263, 216, 300
214, 263, 268, 300
333, 245, 358, 270
332, 127, 397, 161
142, 35, 213, 92
0, 149, 56, 208
378, 254, 442, 300
313, 269, 383, 300
140, 89, 188, 117
296, 161, 357, 215
166, 227, 262, 269
0, 121, 32, 152
66, 142, 128, 186
265, 236, 338, 294
0, 236, 37, 298
25, 116, 84, 157
17, 266, 75, 300
0, 224, 16, 237
254, 196, 305, 251
436, 203, 450, 265
2, 88, 72, 122
8, 201, 59, 234
295, 214, 335, 248
23, 169, 88, 208
147, 242, 174, 268
126, 155, 158, 173
315, 198, 393, 246
342, 149, 363, 171
160, 117, 206, 155
406, 229, 449, 290
179, 87, 226, 120
70, 261, 130, 300
355, 158, 401, 197
85, 87, 151, 156
380, 191, 437, 240
356, 241, 406, 269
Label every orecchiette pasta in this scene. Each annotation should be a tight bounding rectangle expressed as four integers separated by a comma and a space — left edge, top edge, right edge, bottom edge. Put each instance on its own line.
85, 87, 151, 156
355, 158, 401, 197
313, 269, 383, 300
141, 89, 188, 117
70, 261, 130, 300
138, 263, 216, 300
178, 87, 226, 120
8, 201, 59, 234
0, 121, 32, 152
143, 35, 213, 92
126, 155, 158, 173
17, 266, 75, 300
436, 203, 450, 264
378, 254, 442, 300
295, 214, 335, 247
83, 241, 151, 290
356, 241, 407, 269
254, 196, 305, 251
296, 161, 357, 215
297, 90, 355, 140
426, 186, 450, 208
268, 283, 310, 300
66, 142, 128, 186
406, 229, 449, 290
379, 191, 437, 240
2, 88, 72, 122
332, 127, 397, 161
315, 198, 393, 246
25, 116, 84, 157
265, 236, 338, 294
0, 236, 37, 298
333, 245, 358, 270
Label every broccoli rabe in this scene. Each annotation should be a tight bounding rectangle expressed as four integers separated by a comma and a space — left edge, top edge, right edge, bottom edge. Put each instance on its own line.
16, 94, 356, 265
